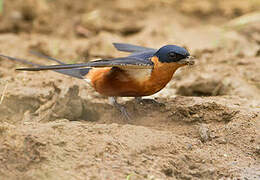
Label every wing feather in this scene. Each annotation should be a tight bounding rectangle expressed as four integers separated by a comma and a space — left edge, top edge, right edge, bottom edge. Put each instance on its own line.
113, 43, 156, 53
16, 57, 154, 71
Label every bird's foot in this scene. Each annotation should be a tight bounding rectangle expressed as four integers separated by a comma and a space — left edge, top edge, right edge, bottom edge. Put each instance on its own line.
108, 97, 131, 121
116, 104, 131, 121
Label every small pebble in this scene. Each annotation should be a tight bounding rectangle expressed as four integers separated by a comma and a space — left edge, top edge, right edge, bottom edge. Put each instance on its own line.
199, 124, 210, 142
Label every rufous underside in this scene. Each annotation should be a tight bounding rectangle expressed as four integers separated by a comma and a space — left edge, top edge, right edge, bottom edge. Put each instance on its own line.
85, 56, 184, 97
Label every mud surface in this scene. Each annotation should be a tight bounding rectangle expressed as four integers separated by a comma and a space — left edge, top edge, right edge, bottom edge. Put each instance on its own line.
0, 0, 259, 179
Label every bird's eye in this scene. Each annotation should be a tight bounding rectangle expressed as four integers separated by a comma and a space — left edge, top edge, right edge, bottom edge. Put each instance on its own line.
168, 52, 177, 59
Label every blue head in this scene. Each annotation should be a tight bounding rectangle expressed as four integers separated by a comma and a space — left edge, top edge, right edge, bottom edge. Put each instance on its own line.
154, 45, 193, 65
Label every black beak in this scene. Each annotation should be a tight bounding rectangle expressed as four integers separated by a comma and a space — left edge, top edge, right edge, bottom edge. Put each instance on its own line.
177, 56, 195, 65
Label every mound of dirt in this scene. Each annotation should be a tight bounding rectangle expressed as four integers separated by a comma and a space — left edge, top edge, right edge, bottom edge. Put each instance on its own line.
0, 95, 258, 179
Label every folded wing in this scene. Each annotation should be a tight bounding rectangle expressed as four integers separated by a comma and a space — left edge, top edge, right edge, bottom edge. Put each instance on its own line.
15, 57, 154, 71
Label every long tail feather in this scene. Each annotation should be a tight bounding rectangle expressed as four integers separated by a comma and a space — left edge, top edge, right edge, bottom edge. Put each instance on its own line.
0, 54, 91, 79
29, 51, 66, 65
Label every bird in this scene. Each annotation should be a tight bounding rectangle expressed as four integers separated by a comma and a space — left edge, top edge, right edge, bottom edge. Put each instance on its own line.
0, 43, 194, 120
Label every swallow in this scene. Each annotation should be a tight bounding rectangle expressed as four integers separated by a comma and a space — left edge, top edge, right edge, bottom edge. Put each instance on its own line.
0, 43, 194, 120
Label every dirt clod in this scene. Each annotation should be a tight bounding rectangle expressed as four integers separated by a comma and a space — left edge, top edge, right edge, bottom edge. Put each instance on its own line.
198, 124, 211, 142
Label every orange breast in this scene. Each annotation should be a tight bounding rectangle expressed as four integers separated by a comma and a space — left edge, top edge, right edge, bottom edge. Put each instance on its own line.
140, 56, 184, 95
85, 57, 184, 97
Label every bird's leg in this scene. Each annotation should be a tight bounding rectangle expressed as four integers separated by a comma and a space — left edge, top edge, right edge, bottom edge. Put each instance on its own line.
108, 97, 131, 120
135, 97, 143, 104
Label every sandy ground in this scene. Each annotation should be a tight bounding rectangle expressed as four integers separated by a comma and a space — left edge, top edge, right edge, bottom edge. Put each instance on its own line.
0, 0, 259, 179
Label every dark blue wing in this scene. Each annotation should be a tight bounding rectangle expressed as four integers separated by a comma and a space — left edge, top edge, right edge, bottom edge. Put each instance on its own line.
15, 56, 154, 71
113, 43, 156, 53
